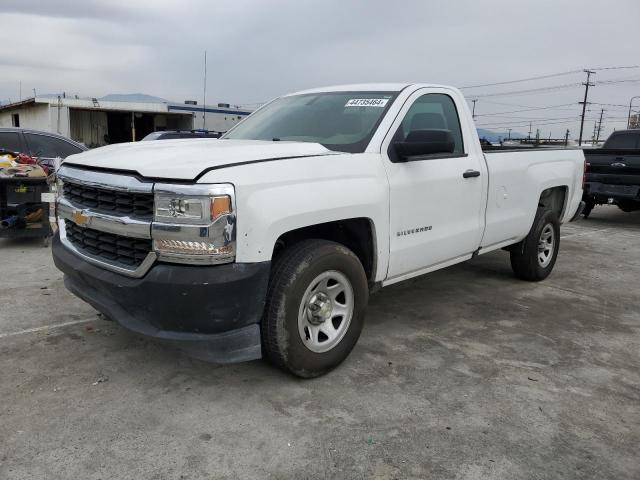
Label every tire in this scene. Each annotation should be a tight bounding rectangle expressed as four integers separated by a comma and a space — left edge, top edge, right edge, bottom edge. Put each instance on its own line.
510, 207, 560, 282
261, 239, 369, 378
582, 200, 594, 218
617, 201, 640, 213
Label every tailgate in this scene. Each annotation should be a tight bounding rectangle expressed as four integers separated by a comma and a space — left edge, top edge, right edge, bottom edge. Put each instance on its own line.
584, 149, 640, 186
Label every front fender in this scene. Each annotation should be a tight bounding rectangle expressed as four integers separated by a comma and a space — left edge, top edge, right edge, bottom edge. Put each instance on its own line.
198, 154, 390, 281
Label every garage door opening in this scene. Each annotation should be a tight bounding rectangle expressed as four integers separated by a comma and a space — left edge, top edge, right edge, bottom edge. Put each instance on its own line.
106, 112, 156, 144
69, 108, 194, 147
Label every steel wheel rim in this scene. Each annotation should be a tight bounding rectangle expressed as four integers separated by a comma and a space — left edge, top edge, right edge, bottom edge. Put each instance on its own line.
537, 224, 555, 268
297, 270, 354, 353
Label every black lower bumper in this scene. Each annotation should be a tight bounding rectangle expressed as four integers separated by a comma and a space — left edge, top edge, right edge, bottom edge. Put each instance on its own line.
584, 182, 640, 201
52, 233, 270, 363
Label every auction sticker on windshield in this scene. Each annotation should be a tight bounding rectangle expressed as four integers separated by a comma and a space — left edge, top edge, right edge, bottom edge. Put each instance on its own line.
345, 98, 389, 107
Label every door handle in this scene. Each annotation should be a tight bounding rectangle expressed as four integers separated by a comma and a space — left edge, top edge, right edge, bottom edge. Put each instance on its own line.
463, 169, 481, 178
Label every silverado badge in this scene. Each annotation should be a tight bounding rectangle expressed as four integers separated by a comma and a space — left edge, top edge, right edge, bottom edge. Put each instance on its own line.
397, 226, 432, 236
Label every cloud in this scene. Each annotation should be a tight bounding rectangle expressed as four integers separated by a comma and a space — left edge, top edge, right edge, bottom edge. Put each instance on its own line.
1, 0, 639, 137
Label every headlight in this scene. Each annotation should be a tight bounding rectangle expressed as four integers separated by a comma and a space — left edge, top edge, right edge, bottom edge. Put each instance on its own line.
152, 183, 236, 265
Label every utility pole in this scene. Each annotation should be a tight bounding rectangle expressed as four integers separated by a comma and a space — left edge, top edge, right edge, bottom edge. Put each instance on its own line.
591, 122, 597, 145
535, 128, 540, 146
578, 69, 595, 146
471, 99, 477, 119
202, 50, 207, 130
595, 108, 605, 143
528, 122, 532, 141
627, 96, 640, 129
507, 128, 512, 140
564, 129, 570, 146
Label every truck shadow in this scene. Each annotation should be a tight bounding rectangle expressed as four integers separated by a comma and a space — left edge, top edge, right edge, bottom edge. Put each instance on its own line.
581, 205, 640, 229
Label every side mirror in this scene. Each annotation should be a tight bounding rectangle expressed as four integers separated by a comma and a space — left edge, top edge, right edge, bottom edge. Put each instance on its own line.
393, 129, 455, 161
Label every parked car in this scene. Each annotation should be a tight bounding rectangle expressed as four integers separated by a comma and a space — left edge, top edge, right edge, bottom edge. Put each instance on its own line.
141, 130, 222, 141
582, 129, 640, 217
0, 127, 87, 170
52, 83, 585, 377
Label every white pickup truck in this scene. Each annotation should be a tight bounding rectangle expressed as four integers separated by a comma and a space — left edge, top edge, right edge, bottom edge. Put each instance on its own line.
53, 83, 585, 377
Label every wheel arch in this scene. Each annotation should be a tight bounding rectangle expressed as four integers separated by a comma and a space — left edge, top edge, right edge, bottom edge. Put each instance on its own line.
271, 218, 378, 285
538, 185, 568, 220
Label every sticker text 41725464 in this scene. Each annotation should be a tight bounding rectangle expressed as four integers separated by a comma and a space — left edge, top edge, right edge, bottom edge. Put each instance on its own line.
345, 98, 389, 108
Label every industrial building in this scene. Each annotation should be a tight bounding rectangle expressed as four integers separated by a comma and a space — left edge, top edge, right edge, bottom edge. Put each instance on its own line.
0, 95, 253, 147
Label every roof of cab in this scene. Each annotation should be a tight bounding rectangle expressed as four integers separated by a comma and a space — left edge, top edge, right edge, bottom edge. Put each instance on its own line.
286, 83, 456, 96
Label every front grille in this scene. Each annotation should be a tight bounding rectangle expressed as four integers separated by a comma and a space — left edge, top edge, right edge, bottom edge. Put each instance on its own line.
64, 220, 152, 268
63, 181, 154, 217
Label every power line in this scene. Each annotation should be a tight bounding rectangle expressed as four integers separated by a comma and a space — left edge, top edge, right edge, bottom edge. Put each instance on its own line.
476, 116, 600, 127
478, 119, 587, 129
462, 65, 640, 91
598, 77, 640, 85
460, 69, 582, 89
589, 102, 635, 109
472, 83, 582, 98
590, 65, 640, 71
474, 103, 577, 117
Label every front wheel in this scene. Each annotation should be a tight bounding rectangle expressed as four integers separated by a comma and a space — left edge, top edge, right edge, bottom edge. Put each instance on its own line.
261, 239, 369, 378
510, 207, 560, 281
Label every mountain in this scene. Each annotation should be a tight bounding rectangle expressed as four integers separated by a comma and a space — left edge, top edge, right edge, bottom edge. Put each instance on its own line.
477, 128, 526, 143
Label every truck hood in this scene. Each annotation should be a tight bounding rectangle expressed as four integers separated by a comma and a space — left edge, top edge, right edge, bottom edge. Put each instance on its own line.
63, 139, 337, 180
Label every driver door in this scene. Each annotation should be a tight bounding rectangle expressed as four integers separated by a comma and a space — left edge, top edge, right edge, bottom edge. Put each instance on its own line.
382, 89, 487, 281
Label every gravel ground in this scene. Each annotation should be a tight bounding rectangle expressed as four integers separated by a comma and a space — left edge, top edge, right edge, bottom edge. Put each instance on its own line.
1, 205, 639, 480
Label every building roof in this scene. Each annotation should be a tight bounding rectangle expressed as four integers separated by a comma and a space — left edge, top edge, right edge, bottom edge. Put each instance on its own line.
0, 96, 253, 116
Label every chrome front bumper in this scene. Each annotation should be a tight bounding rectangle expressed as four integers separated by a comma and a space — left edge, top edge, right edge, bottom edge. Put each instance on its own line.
55, 165, 236, 278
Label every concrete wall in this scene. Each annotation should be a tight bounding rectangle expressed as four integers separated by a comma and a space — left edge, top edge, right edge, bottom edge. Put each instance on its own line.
0, 103, 52, 131
49, 104, 71, 137
191, 110, 247, 133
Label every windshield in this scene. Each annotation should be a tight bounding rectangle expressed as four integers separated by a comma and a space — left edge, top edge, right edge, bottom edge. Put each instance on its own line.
222, 91, 398, 153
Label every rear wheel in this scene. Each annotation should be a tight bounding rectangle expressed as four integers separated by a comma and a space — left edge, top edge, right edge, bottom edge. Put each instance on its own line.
582, 199, 595, 218
261, 239, 368, 378
510, 207, 560, 281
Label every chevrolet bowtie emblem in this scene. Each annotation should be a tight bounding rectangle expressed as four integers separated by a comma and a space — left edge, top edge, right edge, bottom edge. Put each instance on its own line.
72, 210, 90, 226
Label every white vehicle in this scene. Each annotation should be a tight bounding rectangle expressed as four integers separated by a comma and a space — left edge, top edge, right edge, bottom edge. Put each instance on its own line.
52, 84, 585, 377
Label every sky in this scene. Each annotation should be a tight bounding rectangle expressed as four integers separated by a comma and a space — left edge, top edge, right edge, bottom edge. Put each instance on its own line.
1, 0, 639, 139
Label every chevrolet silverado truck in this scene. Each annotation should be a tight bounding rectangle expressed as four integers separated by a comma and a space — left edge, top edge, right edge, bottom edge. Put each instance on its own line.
52, 83, 585, 377
582, 129, 640, 217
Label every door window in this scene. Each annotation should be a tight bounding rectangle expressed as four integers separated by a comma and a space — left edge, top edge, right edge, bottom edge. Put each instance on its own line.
0, 132, 23, 153
395, 93, 465, 155
25, 133, 83, 158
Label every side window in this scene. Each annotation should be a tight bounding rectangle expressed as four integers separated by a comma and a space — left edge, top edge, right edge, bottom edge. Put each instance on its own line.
25, 134, 82, 158
0, 132, 23, 152
397, 93, 465, 155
